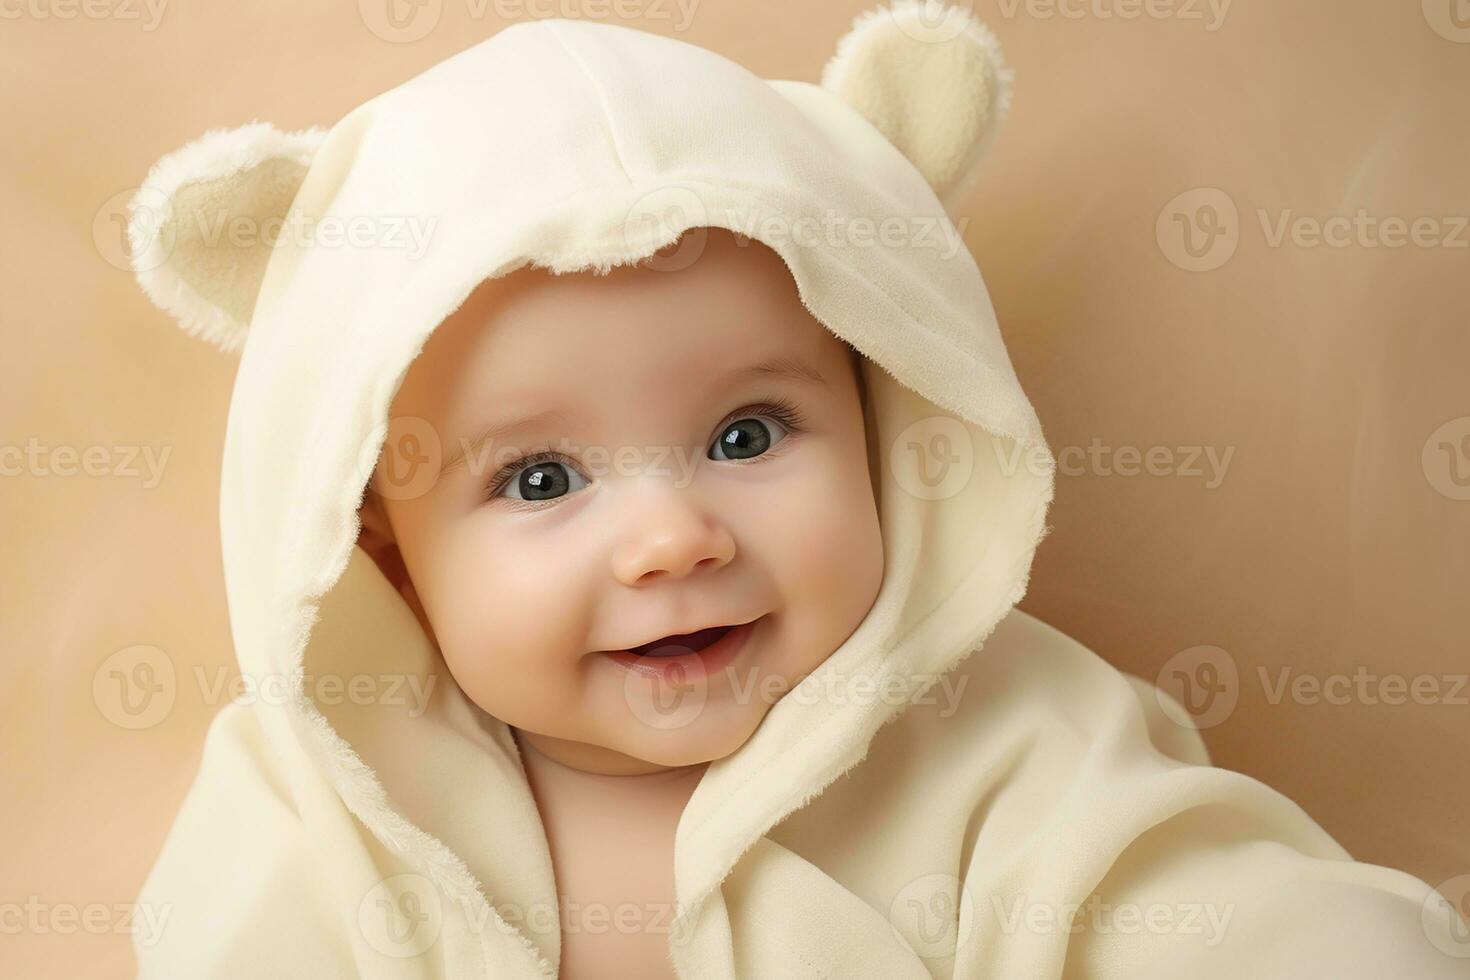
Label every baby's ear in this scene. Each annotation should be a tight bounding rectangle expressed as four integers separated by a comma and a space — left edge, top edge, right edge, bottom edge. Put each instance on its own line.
356, 487, 436, 641
357, 487, 400, 572
820, 0, 1013, 205
126, 120, 326, 354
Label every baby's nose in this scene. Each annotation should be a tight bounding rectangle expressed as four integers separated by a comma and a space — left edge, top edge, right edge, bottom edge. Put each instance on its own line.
610, 505, 736, 586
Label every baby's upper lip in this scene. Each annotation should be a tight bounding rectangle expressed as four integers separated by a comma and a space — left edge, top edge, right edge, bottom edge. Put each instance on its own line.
602, 614, 761, 654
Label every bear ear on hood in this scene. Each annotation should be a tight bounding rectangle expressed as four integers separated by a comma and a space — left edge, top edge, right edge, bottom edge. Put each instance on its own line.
126, 120, 326, 355
820, 0, 1014, 206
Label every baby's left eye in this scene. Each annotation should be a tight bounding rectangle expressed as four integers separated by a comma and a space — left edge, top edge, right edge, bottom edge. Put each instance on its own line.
709, 415, 791, 462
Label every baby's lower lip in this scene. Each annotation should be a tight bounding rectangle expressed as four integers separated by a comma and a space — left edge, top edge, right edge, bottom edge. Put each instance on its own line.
602, 616, 762, 682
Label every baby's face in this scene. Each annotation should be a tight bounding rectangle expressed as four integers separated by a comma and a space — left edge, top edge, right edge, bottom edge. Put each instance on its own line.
361, 229, 883, 776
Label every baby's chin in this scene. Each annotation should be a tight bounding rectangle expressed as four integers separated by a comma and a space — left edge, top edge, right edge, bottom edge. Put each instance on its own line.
607, 693, 772, 770
503, 683, 777, 776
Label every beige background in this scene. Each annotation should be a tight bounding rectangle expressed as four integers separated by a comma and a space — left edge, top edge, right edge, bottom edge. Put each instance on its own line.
2, 0, 1466, 975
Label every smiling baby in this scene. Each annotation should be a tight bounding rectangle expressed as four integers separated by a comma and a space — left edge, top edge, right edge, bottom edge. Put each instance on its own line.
123, 6, 1467, 979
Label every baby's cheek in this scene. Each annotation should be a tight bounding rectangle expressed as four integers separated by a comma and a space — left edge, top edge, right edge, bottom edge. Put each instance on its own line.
777, 449, 880, 585
433, 545, 588, 718
760, 451, 883, 666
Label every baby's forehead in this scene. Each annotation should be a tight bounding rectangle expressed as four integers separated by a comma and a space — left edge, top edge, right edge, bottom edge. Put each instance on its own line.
402, 231, 842, 399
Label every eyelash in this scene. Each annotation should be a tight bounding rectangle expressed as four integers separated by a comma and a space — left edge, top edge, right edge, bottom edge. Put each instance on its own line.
482, 396, 808, 510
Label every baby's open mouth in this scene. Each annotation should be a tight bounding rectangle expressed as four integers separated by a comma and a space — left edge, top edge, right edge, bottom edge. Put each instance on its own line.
601, 616, 763, 680
629, 624, 734, 658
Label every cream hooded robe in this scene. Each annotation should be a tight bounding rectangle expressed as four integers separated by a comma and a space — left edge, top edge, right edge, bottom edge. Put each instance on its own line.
124, 3, 1468, 977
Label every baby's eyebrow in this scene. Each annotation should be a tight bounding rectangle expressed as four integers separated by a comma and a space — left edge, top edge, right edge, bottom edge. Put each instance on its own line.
720, 355, 830, 391
436, 356, 829, 479
439, 408, 572, 478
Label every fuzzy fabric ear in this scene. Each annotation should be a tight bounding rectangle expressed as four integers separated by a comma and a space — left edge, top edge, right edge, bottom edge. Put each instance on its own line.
126, 121, 325, 354
820, 0, 1013, 205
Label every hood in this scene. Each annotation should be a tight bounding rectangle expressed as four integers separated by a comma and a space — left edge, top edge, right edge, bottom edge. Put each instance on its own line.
126, 3, 1056, 973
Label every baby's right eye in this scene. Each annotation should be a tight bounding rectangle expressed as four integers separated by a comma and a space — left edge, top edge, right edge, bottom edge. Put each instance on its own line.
488, 452, 590, 505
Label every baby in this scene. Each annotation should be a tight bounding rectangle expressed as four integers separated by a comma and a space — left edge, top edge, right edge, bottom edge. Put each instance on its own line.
124, 5, 1467, 979
355, 227, 883, 976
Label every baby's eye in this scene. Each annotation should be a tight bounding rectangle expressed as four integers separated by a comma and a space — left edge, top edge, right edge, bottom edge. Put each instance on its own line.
494, 455, 591, 504
488, 403, 802, 506
709, 414, 792, 462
